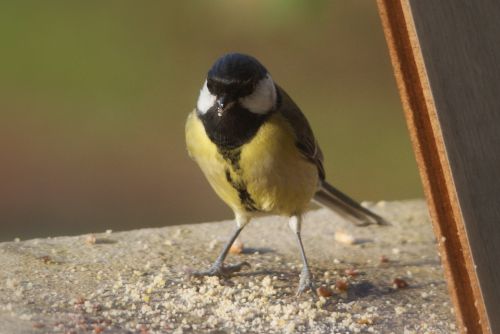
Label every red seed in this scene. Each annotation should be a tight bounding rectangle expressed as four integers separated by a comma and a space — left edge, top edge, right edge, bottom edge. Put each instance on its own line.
32, 323, 45, 329
316, 286, 334, 297
344, 268, 359, 277
393, 278, 409, 289
335, 279, 349, 292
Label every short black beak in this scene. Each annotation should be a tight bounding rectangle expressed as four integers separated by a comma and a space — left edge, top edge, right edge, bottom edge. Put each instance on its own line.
216, 95, 228, 113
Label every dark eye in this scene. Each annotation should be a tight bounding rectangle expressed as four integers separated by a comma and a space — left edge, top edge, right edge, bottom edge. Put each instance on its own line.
206, 80, 215, 93
237, 82, 254, 97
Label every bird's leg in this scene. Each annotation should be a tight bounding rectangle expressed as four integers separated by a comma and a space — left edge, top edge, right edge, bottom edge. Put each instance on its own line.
289, 215, 316, 295
192, 214, 250, 278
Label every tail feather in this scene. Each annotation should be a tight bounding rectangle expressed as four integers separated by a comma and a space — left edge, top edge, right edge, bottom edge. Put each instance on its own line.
313, 181, 389, 226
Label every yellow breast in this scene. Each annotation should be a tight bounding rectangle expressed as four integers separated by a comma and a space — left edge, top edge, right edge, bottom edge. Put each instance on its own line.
185, 110, 319, 217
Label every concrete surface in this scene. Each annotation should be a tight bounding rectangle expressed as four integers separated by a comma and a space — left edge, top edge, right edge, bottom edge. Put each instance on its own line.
0, 200, 457, 333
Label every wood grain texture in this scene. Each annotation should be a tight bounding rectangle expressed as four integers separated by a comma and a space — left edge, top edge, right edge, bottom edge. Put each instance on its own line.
377, 0, 500, 333
409, 1, 500, 332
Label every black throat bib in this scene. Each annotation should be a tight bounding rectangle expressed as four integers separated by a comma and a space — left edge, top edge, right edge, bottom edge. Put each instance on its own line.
199, 104, 271, 150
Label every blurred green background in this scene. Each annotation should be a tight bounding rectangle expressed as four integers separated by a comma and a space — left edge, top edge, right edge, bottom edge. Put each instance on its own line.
0, 1, 422, 241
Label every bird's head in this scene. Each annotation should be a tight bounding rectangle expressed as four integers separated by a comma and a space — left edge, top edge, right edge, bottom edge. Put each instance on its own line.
196, 53, 277, 116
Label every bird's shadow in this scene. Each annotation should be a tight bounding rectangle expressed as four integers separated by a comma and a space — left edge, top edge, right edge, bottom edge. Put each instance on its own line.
350, 238, 373, 245
240, 247, 274, 255
94, 238, 117, 245
233, 269, 287, 278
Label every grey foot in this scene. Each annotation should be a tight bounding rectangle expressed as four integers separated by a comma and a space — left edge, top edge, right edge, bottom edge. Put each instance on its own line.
191, 261, 251, 278
296, 267, 316, 296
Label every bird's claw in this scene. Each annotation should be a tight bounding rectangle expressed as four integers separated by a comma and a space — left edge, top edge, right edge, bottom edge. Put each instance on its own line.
296, 268, 316, 296
191, 261, 251, 278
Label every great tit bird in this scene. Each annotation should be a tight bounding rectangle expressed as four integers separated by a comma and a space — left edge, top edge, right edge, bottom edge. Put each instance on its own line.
185, 53, 388, 294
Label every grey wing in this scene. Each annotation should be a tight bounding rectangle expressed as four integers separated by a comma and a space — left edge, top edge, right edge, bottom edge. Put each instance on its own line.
276, 84, 325, 180
276, 85, 389, 226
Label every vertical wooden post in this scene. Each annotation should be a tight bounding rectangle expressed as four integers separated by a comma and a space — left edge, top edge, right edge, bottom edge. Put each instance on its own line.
377, 1, 500, 333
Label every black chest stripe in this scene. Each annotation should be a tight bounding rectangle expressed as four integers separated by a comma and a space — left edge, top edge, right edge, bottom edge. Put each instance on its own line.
219, 147, 241, 171
225, 169, 258, 212
220, 145, 257, 211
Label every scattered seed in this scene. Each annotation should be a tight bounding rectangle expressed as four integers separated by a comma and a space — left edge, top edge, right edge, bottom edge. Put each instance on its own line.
32, 322, 45, 329
74, 297, 85, 305
380, 255, 390, 263
40, 256, 52, 264
85, 234, 97, 245
335, 279, 349, 292
393, 278, 409, 289
335, 231, 356, 245
344, 268, 359, 277
208, 239, 218, 250
229, 238, 244, 255
316, 286, 334, 297
357, 317, 374, 325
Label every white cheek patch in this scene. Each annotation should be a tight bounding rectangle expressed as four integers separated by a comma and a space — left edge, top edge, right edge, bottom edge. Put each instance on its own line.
196, 80, 216, 114
239, 74, 277, 114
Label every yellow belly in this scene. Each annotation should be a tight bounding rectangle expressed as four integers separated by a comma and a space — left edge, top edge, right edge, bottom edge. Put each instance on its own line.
185, 110, 319, 217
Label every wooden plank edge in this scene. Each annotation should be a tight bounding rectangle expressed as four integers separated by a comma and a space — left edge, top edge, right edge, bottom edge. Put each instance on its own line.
375, 1, 490, 333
